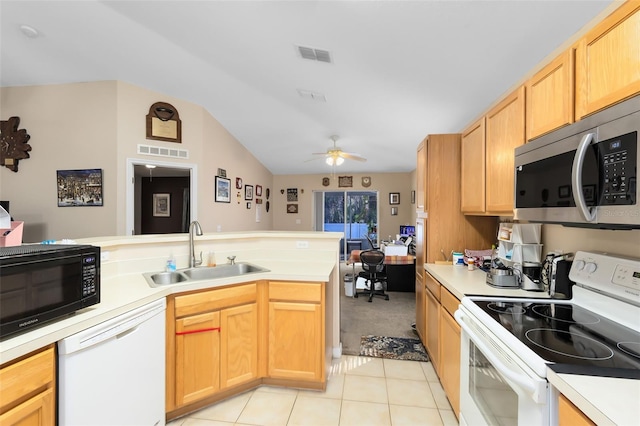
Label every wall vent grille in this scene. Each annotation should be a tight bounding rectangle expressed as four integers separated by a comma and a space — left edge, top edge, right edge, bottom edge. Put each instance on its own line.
137, 144, 189, 159
297, 45, 332, 63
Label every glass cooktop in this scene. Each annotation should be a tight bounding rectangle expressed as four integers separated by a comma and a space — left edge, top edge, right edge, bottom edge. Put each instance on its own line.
474, 300, 640, 377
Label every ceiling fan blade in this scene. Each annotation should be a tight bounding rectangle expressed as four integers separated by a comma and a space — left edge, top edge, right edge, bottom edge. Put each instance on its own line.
311, 152, 328, 156
340, 152, 367, 162
304, 157, 325, 162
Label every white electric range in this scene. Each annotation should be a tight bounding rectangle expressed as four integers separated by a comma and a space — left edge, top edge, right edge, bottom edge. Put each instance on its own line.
455, 251, 640, 425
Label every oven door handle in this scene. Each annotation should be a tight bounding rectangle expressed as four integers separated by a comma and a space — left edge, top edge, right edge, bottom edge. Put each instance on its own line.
572, 132, 597, 223
455, 310, 547, 404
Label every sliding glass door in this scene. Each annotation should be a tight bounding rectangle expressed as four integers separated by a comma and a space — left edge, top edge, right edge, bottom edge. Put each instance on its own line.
315, 191, 378, 260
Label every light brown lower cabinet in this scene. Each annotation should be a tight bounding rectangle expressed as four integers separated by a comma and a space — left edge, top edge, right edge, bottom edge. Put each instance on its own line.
558, 394, 595, 426
167, 280, 325, 420
439, 287, 461, 417
419, 272, 461, 419
268, 281, 325, 383
0, 345, 56, 426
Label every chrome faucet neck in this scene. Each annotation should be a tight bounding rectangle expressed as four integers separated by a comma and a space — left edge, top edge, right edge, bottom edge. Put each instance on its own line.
189, 221, 203, 268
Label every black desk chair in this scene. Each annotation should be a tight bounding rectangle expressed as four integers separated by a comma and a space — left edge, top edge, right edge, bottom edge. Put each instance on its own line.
355, 249, 389, 302
365, 234, 379, 250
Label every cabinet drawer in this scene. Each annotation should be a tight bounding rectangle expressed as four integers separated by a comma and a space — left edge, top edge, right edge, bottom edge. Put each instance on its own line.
440, 286, 460, 317
424, 272, 441, 301
175, 283, 257, 317
0, 346, 55, 413
269, 281, 323, 303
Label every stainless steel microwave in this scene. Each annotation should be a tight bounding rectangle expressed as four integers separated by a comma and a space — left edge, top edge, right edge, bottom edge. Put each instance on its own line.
514, 94, 639, 229
0, 244, 100, 339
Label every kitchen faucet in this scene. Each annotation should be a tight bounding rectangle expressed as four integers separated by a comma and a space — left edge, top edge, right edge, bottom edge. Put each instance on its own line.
189, 220, 203, 268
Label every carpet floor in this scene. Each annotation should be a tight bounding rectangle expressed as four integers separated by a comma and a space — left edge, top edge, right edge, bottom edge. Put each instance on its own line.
339, 263, 417, 356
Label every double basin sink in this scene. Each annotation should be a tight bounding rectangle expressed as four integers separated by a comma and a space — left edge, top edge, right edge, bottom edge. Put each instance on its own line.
144, 262, 270, 287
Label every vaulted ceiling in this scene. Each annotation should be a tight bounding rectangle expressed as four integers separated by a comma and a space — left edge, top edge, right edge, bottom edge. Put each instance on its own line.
1, 1, 614, 175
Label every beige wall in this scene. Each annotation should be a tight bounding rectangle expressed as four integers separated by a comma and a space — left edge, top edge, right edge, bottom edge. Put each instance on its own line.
1, 81, 273, 241
541, 225, 640, 259
272, 173, 414, 241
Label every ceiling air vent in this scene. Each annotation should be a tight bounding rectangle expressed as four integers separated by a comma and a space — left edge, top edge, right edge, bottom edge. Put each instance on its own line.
138, 144, 189, 159
297, 45, 332, 63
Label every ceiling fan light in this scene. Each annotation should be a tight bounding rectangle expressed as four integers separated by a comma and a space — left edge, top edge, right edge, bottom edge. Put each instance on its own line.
325, 157, 334, 166
335, 156, 344, 166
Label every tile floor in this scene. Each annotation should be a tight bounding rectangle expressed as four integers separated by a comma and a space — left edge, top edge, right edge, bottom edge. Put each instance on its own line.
167, 356, 458, 426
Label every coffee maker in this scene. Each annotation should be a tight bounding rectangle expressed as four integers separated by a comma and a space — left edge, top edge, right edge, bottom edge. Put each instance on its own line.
518, 261, 544, 291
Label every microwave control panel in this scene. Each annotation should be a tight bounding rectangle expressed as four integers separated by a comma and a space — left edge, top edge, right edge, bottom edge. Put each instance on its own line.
82, 253, 98, 297
599, 131, 637, 205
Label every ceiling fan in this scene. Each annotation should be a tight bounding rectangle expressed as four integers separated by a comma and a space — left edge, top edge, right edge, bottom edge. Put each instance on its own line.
309, 135, 367, 166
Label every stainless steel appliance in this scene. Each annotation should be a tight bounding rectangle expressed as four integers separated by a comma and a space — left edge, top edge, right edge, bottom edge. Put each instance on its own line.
455, 251, 640, 425
514, 95, 639, 229
0, 244, 100, 339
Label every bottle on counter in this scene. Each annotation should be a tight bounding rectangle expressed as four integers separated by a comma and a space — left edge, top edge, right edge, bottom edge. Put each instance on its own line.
208, 251, 217, 267
166, 254, 176, 272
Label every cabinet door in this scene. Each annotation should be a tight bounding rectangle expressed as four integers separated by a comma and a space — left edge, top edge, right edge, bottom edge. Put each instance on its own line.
175, 311, 220, 406
486, 86, 525, 214
416, 139, 426, 212
0, 388, 54, 426
220, 303, 258, 389
440, 310, 461, 418
461, 118, 486, 214
576, 1, 640, 118
415, 276, 426, 346
526, 50, 574, 140
268, 301, 322, 381
425, 288, 440, 374
558, 394, 595, 426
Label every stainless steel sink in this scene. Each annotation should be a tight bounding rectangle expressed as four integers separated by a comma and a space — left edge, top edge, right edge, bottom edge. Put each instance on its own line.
143, 262, 269, 287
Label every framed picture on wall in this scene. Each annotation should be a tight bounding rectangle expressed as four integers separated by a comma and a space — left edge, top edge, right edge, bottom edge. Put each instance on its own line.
389, 192, 400, 205
153, 193, 170, 217
245, 185, 254, 200
215, 176, 231, 203
56, 169, 104, 207
391, 206, 398, 216
256, 185, 262, 196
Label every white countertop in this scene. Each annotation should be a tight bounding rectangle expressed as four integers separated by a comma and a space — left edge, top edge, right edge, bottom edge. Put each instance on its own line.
548, 369, 640, 426
0, 235, 339, 365
424, 263, 552, 300
423, 263, 639, 426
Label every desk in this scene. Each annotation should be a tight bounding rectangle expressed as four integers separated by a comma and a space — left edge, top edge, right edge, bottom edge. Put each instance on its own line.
347, 250, 416, 294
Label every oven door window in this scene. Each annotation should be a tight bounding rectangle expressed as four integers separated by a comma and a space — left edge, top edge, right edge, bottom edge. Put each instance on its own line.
469, 341, 518, 426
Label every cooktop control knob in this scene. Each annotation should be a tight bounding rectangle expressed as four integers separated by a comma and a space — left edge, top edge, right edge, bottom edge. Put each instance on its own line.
574, 260, 586, 271
584, 262, 598, 273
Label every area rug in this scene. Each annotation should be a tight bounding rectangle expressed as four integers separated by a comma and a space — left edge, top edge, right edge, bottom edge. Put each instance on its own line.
359, 335, 429, 362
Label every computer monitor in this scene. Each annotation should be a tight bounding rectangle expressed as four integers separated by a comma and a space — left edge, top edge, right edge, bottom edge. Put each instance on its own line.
399, 225, 415, 237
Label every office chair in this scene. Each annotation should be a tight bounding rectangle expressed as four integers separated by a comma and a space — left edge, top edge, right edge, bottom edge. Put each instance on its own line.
355, 249, 389, 302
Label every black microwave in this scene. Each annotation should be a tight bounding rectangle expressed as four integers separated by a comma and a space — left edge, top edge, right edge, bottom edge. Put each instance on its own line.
0, 244, 100, 339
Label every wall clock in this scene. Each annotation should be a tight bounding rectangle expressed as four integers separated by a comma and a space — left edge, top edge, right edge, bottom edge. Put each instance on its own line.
0, 116, 31, 172
362, 176, 371, 187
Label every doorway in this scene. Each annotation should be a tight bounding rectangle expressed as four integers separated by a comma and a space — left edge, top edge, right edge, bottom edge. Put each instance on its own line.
314, 190, 378, 260
126, 159, 198, 236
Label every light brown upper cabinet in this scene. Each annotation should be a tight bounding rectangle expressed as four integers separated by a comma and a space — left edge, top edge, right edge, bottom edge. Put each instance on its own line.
461, 118, 486, 214
485, 86, 526, 215
576, 1, 640, 119
462, 87, 525, 215
526, 50, 575, 140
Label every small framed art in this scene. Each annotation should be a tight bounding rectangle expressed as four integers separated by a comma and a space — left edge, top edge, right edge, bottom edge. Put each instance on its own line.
153, 193, 170, 217
215, 176, 231, 203
245, 185, 254, 200
256, 185, 262, 196
389, 192, 400, 205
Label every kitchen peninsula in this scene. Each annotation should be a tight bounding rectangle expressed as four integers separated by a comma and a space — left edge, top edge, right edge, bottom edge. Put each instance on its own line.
0, 231, 343, 421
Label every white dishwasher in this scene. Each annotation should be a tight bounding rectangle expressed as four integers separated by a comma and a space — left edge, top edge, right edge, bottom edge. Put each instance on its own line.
58, 298, 166, 426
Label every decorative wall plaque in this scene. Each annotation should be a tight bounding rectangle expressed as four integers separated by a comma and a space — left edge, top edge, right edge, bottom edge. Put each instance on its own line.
146, 102, 182, 143
287, 188, 298, 202
322, 177, 330, 187
338, 176, 353, 187
1, 117, 31, 172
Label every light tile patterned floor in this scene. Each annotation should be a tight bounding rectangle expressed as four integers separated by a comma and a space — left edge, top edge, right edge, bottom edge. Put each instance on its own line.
167, 356, 459, 426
